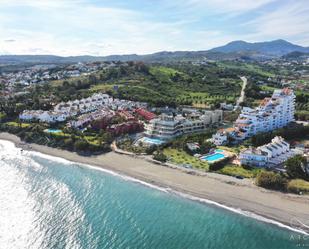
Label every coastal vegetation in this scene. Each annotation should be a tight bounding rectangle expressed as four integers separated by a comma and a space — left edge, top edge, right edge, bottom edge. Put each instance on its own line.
254, 155, 309, 194
217, 164, 265, 178
256, 171, 287, 191
287, 179, 309, 194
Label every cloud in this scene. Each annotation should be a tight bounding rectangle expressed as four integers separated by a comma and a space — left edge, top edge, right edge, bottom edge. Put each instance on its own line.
0, 0, 308, 55
169, 0, 276, 15
4, 39, 16, 42
242, 0, 309, 44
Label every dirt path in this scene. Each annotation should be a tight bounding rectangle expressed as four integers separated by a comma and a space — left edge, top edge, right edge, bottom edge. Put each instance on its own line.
236, 76, 247, 108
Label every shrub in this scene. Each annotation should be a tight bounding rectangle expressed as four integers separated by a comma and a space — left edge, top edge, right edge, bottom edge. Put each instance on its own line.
74, 140, 89, 151
153, 151, 167, 163
63, 138, 74, 150
209, 157, 229, 171
256, 171, 287, 191
287, 179, 309, 194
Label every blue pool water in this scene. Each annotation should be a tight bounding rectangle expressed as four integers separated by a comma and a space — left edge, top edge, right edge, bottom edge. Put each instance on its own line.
215, 149, 224, 152
142, 137, 165, 145
45, 129, 62, 133
201, 153, 225, 162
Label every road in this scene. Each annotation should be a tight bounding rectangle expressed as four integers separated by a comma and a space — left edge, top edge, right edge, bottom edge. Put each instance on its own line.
236, 76, 247, 108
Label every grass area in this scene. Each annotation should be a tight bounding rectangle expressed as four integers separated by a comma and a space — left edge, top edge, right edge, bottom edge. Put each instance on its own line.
177, 92, 237, 106
287, 179, 309, 194
217, 145, 246, 154
163, 148, 209, 171
150, 66, 183, 78
6, 122, 31, 128
218, 62, 276, 77
46, 131, 101, 146
50, 75, 90, 87
260, 85, 279, 92
217, 164, 265, 178
90, 84, 116, 92
45, 130, 70, 137
84, 135, 101, 146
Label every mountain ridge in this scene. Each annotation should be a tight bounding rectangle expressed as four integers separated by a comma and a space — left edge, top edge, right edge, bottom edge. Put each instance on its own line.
1, 39, 308, 64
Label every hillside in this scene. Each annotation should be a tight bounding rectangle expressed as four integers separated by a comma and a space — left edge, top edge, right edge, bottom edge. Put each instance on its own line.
210, 39, 309, 56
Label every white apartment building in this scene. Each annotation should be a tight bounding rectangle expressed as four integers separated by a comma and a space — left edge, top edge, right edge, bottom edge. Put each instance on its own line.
234, 88, 295, 139
19, 110, 69, 123
68, 108, 115, 128
54, 93, 112, 114
239, 136, 301, 167
144, 110, 222, 140
212, 88, 295, 145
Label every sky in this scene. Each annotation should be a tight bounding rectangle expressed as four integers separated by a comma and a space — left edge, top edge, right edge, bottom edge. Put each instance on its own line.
0, 0, 308, 56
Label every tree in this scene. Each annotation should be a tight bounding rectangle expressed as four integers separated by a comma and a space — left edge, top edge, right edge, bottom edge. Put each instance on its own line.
285, 155, 308, 180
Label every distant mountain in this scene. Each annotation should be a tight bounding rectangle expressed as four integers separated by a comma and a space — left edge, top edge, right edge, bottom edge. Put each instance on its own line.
0, 51, 243, 65
281, 51, 309, 60
210, 39, 309, 56
1, 39, 308, 65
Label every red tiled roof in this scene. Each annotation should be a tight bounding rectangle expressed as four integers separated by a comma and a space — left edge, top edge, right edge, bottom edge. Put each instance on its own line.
135, 108, 156, 121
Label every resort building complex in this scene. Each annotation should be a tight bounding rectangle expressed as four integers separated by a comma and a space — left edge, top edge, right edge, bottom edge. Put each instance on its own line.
19, 93, 147, 123
144, 110, 223, 140
239, 136, 301, 167
212, 88, 295, 145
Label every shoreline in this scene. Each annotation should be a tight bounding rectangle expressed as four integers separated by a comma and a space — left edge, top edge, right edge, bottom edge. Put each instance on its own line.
1, 132, 309, 234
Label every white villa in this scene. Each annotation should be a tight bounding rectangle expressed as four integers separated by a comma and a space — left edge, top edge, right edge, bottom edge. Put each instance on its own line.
19, 93, 147, 124
144, 110, 223, 140
212, 88, 295, 145
54, 93, 112, 114
239, 136, 301, 167
19, 110, 69, 123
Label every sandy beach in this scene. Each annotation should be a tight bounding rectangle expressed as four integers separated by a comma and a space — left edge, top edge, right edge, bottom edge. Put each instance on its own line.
1, 132, 308, 233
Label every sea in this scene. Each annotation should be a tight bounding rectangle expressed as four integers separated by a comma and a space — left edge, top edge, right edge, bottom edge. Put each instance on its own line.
0, 139, 307, 249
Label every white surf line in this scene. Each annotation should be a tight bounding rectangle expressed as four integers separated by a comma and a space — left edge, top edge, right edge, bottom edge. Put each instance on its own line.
16, 145, 309, 236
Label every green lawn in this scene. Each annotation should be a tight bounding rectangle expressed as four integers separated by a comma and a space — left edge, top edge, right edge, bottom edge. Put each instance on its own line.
84, 135, 101, 145
163, 148, 209, 171
45, 130, 70, 137
217, 145, 247, 154
6, 122, 31, 128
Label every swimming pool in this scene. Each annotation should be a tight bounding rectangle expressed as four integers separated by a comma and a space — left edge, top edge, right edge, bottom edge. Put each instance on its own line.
215, 149, 224, 152
142, 137, 165, 145
45, 129, 62, 133
200, 153, 225, 162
